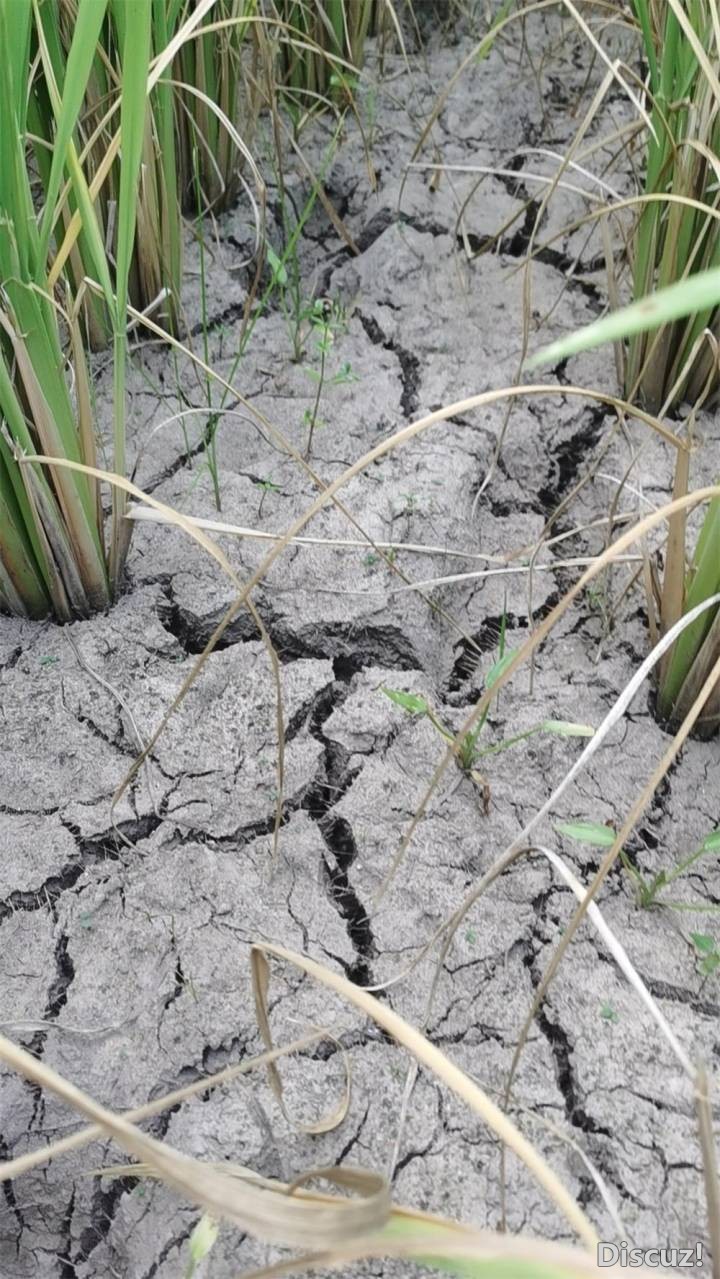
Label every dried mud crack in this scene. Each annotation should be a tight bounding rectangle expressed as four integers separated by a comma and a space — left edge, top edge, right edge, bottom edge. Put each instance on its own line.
355, 309, 421, 418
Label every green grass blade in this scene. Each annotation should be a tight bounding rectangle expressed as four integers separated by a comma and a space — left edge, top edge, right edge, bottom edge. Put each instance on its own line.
108, 0, 152, 587
631, 0, 659, 94
151, 0, 182, 325
36, 0, 108, 265
0, 439, 50, 616
33, 1, 115, 311
110, 0, 152, 324
530, 265, 720, 368
661, 497, 720, 715
377, 1216, 590, 1279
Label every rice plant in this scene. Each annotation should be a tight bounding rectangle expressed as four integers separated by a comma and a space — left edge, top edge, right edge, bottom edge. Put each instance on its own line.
626, 0, 720, 412
29, 0, 184, 339
0, 0, 153, 618
175, 0, 260, 213
269, 0, 382, 105
30, 0, 262, 343
0, 0, 272, 619
533, 268, 720, 736
524, 2, 720, 734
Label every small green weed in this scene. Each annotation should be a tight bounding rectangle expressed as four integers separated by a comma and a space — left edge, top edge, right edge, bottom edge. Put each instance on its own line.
383, 636, 593, 812
301, 298, 350, 457
254, 476, 281, 517
263, 122, 343, 363
691, 932, 720, 977
184, 1214, 219, 1279
557, 821, 720, 910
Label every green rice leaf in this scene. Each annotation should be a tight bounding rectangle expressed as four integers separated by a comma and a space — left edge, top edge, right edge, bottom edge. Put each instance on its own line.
112, 0, 152, 322
379, 1215, 588, 1279
702, 830, 720, 852
406, 1260, 575, 1279
661, 496, 720, 714
541, 720, 595, 737
382, 688, 429, 716
485, 649, 515, 690
555, 821, 617, 848
529, 266, 720, 368
0, 441, 50, 616
37, 0, 109, 266
267, 243, 288, 286
108, 0, 152, 586
185, 1214, 219, 1278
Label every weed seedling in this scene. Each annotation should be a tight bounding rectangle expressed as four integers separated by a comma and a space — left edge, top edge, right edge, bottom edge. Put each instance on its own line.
301, 297, 348, 457
184, 1214, 219, 1279
383, 635, 593, 813
557, 822, 720, 911
599, 1001, 619, 1024
329, 360, 360, 386
254, 477, 281, 518
691, 933, 720, 978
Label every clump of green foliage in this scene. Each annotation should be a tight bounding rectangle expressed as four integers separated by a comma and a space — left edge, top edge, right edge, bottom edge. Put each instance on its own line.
532, 1, 720, 736
0, 0, 153, 618
627, 0, 720, 413
557, 820, 720, 911
383, 634, 593, 811
270, 0, 386, 105
175, 0, 260, 213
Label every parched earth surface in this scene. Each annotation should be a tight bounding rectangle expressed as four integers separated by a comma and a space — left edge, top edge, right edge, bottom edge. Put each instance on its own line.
2, 10, 720, 1277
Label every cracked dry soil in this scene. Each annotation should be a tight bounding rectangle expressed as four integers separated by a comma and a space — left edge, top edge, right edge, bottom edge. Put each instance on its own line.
2, 11, 720, 1277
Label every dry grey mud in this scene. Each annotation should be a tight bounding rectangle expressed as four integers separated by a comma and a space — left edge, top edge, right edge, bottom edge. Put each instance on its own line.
2, 10, 719, 1278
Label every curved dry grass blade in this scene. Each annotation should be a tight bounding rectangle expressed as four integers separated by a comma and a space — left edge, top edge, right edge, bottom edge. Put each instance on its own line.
126, 503, 521, 562
250, 942, 598, 1248
388, 554, 642, 593
503, 647, 720, 1178
695, 1064, 720, 1279
561, 0, 654, 133
231, 1229, 667, 1279
166, 74, 265, 243
532, 845, 694, 1078
0, 1033, 387, 1247
254, 950, 351, 1134
0, 1032, 325, 1181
